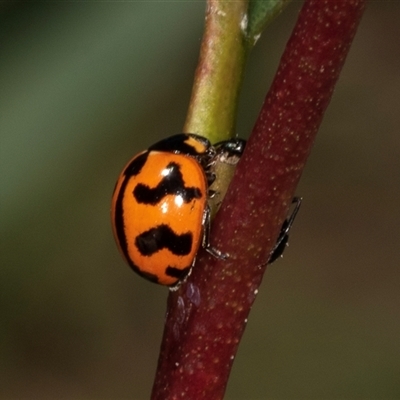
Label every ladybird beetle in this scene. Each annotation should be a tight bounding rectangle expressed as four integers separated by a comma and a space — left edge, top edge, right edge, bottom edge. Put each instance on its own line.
111, 133, 301, 288
111, 134, 224, 287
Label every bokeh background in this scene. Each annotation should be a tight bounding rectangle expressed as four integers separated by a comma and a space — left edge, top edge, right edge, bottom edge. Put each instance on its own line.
1, 1, 399, 399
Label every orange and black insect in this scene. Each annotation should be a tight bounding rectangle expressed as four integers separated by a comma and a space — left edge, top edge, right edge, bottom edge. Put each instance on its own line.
111, 134, 222, 287
111, 133, 301, 288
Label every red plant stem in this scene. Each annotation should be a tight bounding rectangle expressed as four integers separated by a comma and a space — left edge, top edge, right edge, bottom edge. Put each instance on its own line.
151, 1, 366, 399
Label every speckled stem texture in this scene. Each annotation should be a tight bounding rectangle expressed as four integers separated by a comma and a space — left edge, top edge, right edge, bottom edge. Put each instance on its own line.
151, 0, 366, 399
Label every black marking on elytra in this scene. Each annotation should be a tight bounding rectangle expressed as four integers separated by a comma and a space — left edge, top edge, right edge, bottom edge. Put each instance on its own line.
135, 224, 193, 256
124, 152, 149, 177
115, 251, 161, 284
165, 265, 191, 280
133, 162, 202, 206
113, 153, 150, 255
132, 262, 160, 284
114, 174, 131, 263
148, 133, 210, 156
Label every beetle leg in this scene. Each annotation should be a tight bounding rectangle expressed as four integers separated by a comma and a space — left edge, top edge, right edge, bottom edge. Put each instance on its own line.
202, 205, 228, 260
268, 196, 302, 264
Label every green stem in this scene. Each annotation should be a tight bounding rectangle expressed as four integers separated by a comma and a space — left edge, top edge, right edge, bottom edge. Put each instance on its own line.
183, 0, 249, 143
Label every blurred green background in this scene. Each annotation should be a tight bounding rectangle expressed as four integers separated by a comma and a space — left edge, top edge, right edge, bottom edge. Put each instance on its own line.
1, 1, 399, 399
